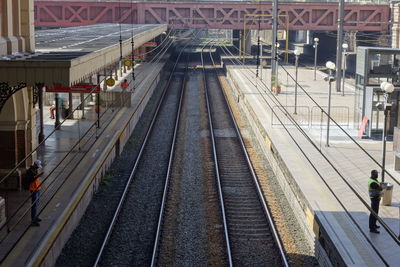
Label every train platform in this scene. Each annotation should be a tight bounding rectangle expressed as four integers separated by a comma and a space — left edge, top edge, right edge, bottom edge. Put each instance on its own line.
225, 64, 400, 266
0, 59, 167, 266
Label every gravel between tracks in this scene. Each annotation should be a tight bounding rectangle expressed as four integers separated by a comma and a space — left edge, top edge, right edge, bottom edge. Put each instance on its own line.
157, 69, 226, 266
55, 68, 171, 266
56, 56, 318, 266
98, 73, 183, 266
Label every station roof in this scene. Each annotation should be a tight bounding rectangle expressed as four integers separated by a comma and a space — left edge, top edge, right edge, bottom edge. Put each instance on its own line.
0, 24, 167, 86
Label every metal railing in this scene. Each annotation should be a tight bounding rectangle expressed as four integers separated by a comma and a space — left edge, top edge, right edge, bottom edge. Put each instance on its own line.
0, 44, 173, 262
311, 106, 350, 128
272, 105, 310, 127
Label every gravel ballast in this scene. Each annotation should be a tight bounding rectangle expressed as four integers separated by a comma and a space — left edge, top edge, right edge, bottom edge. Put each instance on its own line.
56, 66, 173, 266
156, 69, 226, 266
98, 72, 184, 266
56, 52, 318, 267
205, 67, 283, 266
219, 67, 319, 266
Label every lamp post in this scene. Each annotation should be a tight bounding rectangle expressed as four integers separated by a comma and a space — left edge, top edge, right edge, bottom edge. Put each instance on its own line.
313, 37, 319, 81
54, 93, 61, 130
294, 49, 301, 114
274, 42, 280, 94
325, 61, 336, 147
276, 42, 280, 88
260, 40, 263, 81
341, 43, 348, 96
379, 81, 394, 182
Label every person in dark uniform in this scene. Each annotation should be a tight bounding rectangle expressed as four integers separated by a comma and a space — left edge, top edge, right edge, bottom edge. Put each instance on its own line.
368, 170, 383, 233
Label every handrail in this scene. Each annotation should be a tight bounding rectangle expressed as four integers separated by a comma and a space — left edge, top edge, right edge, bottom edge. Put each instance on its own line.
0, 35, 174, 257
219, 43, 399, 251
0, 32, 176, 187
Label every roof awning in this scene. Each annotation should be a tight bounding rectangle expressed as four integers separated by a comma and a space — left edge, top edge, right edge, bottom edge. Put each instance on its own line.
0, 24, 167, 87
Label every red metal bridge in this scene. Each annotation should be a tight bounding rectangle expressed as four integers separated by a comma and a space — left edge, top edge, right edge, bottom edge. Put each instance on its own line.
35, 1, 390, 31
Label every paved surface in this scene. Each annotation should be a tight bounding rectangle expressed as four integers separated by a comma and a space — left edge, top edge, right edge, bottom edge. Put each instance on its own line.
227, 64, 400, 266
0, 60, 165, 265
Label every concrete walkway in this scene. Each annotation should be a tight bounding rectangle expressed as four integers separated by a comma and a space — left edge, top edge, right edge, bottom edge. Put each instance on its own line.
0, 60, 166, 264
226, 64, 400, 266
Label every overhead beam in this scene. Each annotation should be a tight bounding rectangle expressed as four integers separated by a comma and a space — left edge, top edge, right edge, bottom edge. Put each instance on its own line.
34, 1, 390, 31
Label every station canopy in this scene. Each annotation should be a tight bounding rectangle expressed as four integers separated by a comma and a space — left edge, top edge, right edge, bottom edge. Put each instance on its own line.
0, 24, 167, 87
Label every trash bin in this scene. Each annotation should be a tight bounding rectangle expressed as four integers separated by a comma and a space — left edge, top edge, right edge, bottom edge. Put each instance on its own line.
381, 182, 393, 206
62, 108, 71, 119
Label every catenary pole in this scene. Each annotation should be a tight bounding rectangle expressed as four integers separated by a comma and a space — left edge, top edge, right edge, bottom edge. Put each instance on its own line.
271, 0, 278, 89
336, 0, 344, 92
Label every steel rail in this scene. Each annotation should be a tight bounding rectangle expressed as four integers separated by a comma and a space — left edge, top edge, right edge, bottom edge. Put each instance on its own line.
0, 31, 176, 246
221, 42, 400, 247
200, 42, 233, 267
218, 44, 392, 263
0, 29, 178, 189
207, 42, 289, 267
0, 31, 181, 266
93, 42, 190, 267
278, 62, 400, 187
150, 45, 191, 267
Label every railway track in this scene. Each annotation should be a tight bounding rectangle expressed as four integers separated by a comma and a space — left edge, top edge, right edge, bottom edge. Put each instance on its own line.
93, 43, 189, 266
201, 43, 289, 266
93, 40, 289, 266
149, 54, 227, 265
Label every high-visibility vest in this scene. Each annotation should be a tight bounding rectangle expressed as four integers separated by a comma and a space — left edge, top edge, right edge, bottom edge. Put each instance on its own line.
29, 178, 41, 191
121, 82, 129, 90
368, 178, 381, 198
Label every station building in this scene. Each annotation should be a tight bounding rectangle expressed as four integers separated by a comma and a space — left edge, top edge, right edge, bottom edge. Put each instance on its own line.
0, 0, 36, 175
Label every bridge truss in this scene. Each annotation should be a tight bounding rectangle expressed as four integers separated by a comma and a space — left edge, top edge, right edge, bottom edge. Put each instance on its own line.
35, 1, 389, 31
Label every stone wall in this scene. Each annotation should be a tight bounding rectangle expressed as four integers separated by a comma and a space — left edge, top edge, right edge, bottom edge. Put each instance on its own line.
0, 0, 35, 56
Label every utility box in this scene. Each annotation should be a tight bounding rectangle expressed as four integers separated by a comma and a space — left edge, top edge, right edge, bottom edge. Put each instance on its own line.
394, 127, 400, 170
381, 182, 394, 206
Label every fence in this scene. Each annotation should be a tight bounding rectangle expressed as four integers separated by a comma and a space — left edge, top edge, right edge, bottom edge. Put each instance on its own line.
311, 106, 350, 128
271, 105, 310, 127
0, 62, 161, 258
271, 105, 351, 130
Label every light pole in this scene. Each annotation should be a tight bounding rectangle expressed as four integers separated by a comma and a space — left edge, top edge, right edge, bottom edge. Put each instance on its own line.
276, 42, 280, 89
313, 37, 319, 81
260, 40, 263, 81
341, 43, 348, 96
325, 61, 336, 147
294, 49, 301, 114
379, 81, 394, 182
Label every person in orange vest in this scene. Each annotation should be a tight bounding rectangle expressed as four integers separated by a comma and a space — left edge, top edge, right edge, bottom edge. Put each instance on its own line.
27, 160, 44, 226
121, 79, 129, 90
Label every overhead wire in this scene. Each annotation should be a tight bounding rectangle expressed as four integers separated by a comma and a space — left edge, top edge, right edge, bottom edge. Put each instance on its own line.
218, 44, 393, 262
204, 39, 290, 267
256, 0, 261, 79
119, 0, 123, 63
216, 42, 400, 249
218, 42, 398, 257
0, 27, 180, 247
131, 0, 135, 85
278, 62, 400, 186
